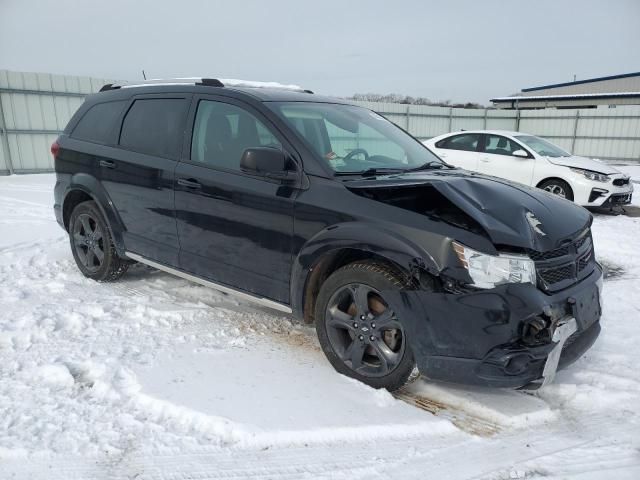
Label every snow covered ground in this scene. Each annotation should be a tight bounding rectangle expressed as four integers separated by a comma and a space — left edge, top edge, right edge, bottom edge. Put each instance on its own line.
1, 173, 640, 479
616, 164, 640, 184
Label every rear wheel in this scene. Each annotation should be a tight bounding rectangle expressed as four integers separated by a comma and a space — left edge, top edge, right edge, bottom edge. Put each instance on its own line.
315, 261, 418, 391
538, 179, 574, 201
69, 201, 129, 281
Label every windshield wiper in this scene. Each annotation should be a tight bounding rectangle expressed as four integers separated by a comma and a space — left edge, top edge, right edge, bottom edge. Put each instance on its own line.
406, 160, 449, 172
335, 167, 406, 177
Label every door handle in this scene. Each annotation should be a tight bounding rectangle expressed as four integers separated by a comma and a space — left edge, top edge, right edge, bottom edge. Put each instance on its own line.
99, 160, 116, 169
480, 157, 490, 163
177, 178, 202, 190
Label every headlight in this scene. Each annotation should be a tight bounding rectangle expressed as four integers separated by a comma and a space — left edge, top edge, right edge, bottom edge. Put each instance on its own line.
452, 241, 536, 289
570, 167, 609, 182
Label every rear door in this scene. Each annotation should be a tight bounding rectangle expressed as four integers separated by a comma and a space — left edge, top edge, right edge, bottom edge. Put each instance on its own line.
174, 95, 296, 303
477, 134, 535, 186
101, 94, 191, 265
431, 133, 482, 171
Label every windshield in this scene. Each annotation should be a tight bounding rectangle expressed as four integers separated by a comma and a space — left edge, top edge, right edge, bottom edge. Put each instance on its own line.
514, 135, 571, 158
268, 102, 444, 173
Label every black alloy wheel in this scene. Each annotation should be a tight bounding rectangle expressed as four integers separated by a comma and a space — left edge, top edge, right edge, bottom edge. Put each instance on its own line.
315, 261, 418, 391
325, 282, 406, 378
72, 213, 105, 273
69, 201, 130, 281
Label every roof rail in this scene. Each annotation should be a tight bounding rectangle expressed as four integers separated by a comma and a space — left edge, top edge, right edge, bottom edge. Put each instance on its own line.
99, 77, 311, 93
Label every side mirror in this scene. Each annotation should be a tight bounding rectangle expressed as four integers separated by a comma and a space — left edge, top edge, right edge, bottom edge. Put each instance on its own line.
240, 147, 297, 183
513, 149, 529, 158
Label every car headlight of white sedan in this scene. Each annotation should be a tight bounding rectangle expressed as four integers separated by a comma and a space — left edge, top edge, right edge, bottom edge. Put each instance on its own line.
570, 167, 609, 182
452, 241, 536, 289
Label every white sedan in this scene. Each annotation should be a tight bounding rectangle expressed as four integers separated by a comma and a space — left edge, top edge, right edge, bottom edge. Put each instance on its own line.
424, 130, 633, 207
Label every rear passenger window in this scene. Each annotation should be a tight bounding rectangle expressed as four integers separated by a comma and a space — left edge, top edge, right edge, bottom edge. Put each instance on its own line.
71, 101, 126, 144
119, 99, 188, 158
436, 133, 481, 152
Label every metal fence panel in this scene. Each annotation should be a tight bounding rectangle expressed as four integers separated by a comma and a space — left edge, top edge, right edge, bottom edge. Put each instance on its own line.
1, 70, 640, 175
0, 136, 8, 174
485, 109, 518, 131
0, 70, 114, 173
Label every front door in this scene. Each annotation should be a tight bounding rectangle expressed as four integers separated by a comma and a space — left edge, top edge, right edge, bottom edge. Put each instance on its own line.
477, 134, 535, 186
174, 96, 296, 303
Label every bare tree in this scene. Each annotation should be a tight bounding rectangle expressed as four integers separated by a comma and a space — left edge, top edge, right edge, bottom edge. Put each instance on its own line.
349, 93, 484, 109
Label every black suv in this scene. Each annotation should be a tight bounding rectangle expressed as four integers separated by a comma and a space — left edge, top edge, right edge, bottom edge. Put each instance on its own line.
53, 78, 602, 391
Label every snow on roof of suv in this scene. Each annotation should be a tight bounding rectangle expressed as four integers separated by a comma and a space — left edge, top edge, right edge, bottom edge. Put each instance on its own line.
97, 77, 351, 104
113, 77, 308, 92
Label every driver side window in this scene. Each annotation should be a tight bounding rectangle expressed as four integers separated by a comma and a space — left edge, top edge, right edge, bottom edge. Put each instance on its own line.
191, 100, 281, 171
483, 135, 521, 157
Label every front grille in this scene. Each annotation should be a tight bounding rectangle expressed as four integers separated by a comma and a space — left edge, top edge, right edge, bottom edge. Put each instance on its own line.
528, 244, 569, 261
539, 264, 573, 284
613, 178, 630, 186
574, 235, 589, 250
604, 193, 632, 206
577, 250, 592, 272
532, 230, 595, 291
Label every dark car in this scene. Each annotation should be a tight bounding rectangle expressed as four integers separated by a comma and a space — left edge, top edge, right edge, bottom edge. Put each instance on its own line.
52, 78, 602, 391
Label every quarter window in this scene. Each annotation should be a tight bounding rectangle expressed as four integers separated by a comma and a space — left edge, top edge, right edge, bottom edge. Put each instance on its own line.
119, 98, 188, 158
191, 100, 281, 171
483, 135, 522, 156
436, 133, 481, 152
71, 101, 127, 144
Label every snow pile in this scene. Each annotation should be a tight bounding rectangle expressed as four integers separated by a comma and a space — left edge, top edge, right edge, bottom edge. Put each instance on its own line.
219, 78, 305, 91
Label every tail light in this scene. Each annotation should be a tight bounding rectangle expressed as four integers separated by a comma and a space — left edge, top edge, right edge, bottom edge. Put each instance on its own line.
50, 139, 60, 159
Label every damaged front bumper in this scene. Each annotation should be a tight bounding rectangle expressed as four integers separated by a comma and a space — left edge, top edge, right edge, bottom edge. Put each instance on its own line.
386, 264, 603, 389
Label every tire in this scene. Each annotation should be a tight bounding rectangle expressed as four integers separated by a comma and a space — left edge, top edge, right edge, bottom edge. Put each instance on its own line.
538, 179, 574, 201
315, 261, 419, 391
68, 200, 129, 282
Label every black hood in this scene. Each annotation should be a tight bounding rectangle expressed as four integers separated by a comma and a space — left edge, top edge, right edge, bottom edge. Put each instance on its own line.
344, 170, 592, 251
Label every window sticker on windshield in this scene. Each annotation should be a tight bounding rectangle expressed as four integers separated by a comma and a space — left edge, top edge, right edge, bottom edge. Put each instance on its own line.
325, 151, 337, 160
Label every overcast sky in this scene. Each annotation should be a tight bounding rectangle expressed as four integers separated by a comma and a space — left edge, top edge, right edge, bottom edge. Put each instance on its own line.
1, 0, 638, 104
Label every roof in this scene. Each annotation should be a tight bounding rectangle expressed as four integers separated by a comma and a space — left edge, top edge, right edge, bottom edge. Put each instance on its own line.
522, 72, 640, 93
112, 77, 309, 92
426, 130, 529, 141
230, 87, 346, 103
96, 77, 349, 103
491, 91, 640, 103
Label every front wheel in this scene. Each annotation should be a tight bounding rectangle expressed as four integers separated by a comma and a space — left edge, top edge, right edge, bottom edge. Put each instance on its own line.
538, 179, 574, 201
315, 261, 418, 391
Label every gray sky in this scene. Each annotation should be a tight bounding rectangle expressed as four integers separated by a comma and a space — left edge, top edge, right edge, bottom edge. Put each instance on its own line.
1, 0, 639, 104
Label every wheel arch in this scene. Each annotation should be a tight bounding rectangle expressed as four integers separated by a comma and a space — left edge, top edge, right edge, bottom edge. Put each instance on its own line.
536, 176, 573, 191
290, 223, 439, 324
62, 173, 126, 255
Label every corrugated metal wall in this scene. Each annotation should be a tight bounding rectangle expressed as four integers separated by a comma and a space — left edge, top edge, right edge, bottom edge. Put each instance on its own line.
1, 70, 639, 175
0, 70, 115, 174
